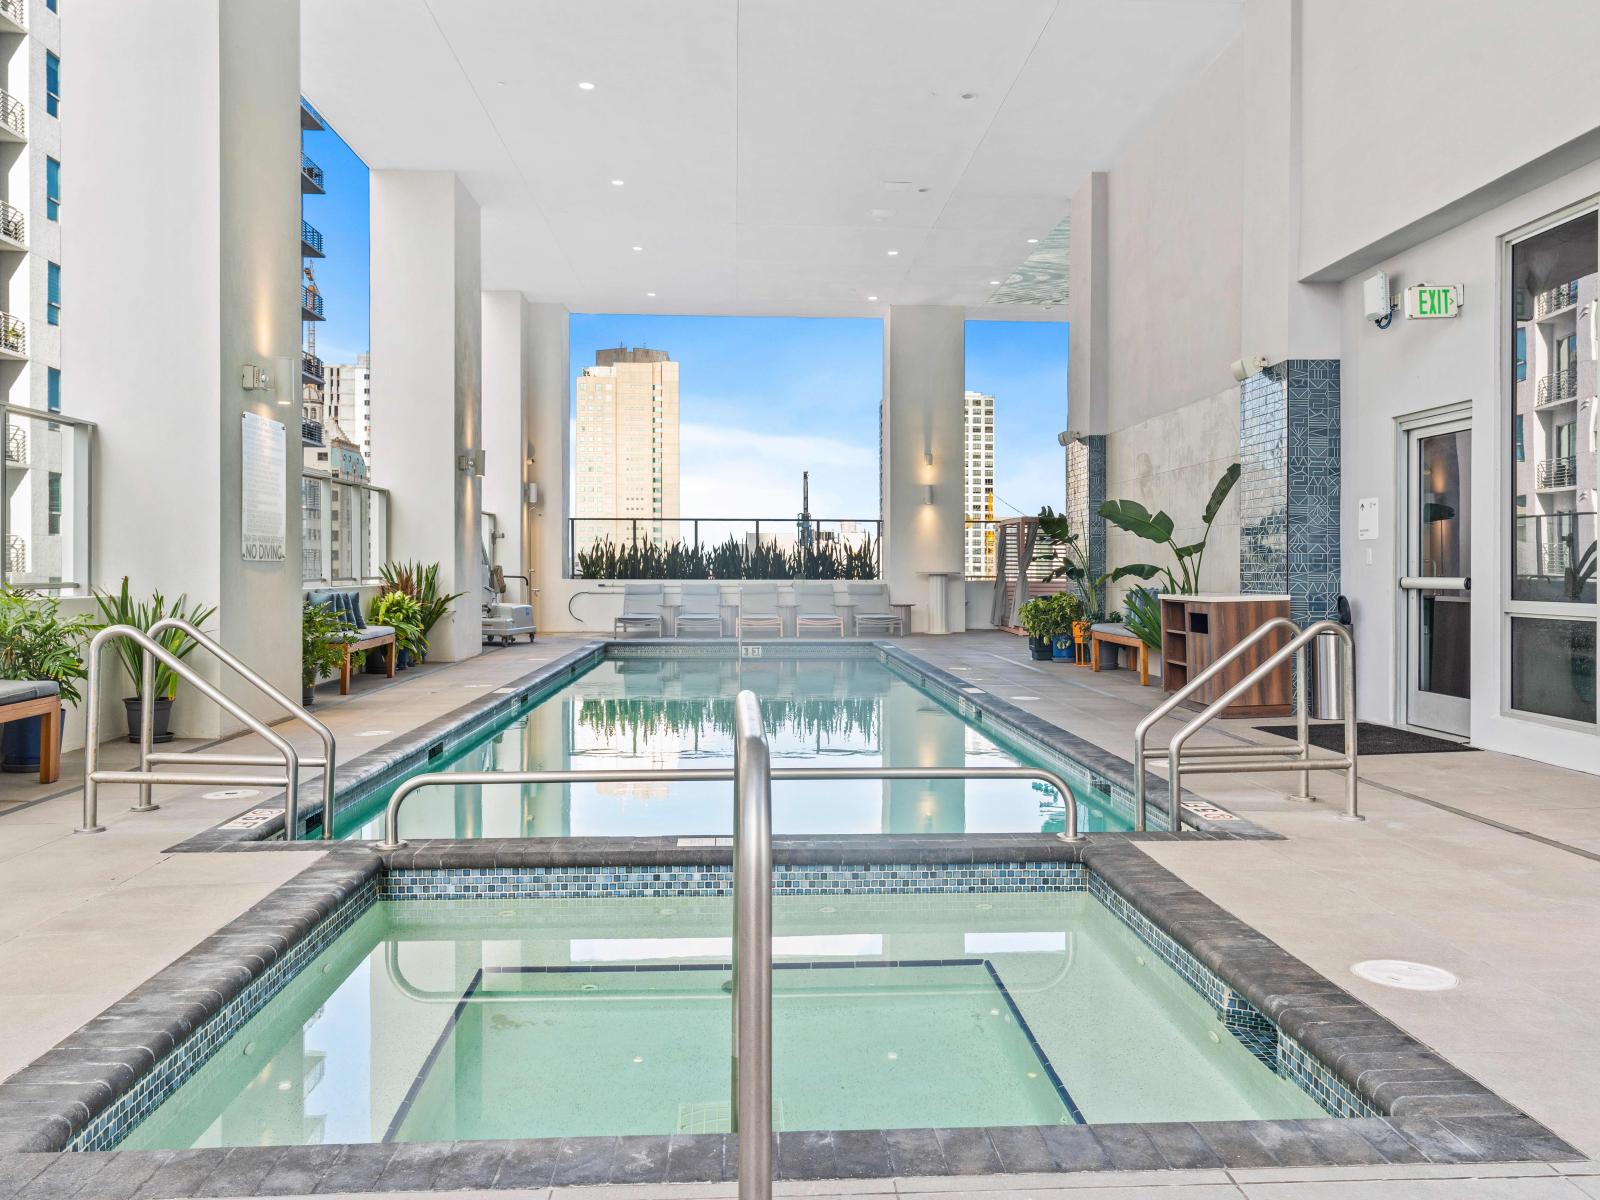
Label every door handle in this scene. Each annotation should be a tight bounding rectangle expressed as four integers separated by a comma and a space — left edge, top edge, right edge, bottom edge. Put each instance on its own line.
1399, 576, 1470, 591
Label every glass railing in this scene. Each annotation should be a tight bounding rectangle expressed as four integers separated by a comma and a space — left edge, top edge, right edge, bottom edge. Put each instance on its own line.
1, 405, 93, 593
568, 516, 882, 579
301, 469, 389, 586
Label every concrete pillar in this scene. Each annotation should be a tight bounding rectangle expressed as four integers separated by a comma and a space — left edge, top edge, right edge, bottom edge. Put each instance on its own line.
882, 306, 966, 633
525, 303, 570, 629
370, 171, 482, 661
1067, 173, 1110, 438
67, 0, 303, 735
481, 291, 528, 582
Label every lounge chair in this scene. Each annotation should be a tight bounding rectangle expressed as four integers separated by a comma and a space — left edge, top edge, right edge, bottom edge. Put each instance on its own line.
735, 582, 784, 638
613, 582, 665, 637
793, 581, 844, 637
847, 581, 904, 637
674, 581, 725, 637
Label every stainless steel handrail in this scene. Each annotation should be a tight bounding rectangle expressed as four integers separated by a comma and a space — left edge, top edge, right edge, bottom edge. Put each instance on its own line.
1132, 617, 1299, 830
141, 617, 338, 838
78, 625, 303, 836
1164, 620, 1362, 822
372, 765, 1084, 850
731, 690, 772, 1200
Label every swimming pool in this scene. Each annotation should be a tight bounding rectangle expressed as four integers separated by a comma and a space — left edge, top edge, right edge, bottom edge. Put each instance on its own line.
117, 889, 1322, 1149
335, 651, 1148, 841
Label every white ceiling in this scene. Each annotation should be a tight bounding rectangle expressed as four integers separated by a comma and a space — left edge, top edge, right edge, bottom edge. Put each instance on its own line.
302, 0, 1242, 318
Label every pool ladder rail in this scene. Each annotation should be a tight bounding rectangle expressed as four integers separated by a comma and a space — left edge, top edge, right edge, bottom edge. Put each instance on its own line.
1132, 617, 1361, 832
77, 619, 337, 839
376, 692, 1083, 1200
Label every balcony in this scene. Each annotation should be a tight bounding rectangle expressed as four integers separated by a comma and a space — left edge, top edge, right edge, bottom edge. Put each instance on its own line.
301, 219, 324, 258
1536, 365, 1579, 408
301, 351, 324, 384
301, 287, 324, 321
0, 200, 23, 250
1534, 280, 1580, 320
301, 152, 325, 195
0, 90, 24, 142
5, 534, 22, 574
300, 98, 325, 132
5, 424, 25, 468
302, 419, 324, 446
0, 312, 25, 359
0, 0, 23, 36
1536, 456, 1578, 490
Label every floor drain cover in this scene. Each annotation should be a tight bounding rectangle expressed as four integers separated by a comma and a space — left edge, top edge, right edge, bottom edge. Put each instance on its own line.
1351, 960, 1458, 991
203, 788, 261, 801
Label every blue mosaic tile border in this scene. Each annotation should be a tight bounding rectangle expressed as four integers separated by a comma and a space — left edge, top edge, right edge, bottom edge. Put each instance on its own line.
1087, 873, 1374, 1120
380, 861, 1089, 902
1066, 434, 1107, 589
69, 879, 380, 1152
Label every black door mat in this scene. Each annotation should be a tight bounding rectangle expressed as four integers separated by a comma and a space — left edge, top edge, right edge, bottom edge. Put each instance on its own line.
1255, 722, 1480, 755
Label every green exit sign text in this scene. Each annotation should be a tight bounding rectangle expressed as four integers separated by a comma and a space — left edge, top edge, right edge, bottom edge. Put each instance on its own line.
1405, 283, 1464, 320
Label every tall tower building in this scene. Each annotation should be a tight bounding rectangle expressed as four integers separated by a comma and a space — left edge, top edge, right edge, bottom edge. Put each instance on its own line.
325, 353, 372, 470
964, 390, 996, 577
573, 347, 680, 546
0, 0, 65, 587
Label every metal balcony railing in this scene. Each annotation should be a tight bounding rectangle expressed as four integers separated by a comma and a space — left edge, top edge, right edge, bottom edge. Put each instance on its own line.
1537, 456, 1578, 489
1537, 365, 1579, 408
301, 351, 324, 384
1535, 280, 1580, 319
302, 419, 324, 446
301, 219, 324, 257
6, 533, 23, 573
0, 0, 24, 30
0, 90, 24, 139
301, 153, 325, 193
5, 424, 24, 464
0, 200, 22, 246
0, 312, 25, 356
301, 287, 324, 320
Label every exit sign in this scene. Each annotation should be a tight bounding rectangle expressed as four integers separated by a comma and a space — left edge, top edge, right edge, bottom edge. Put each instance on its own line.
1405, 283, 1464, 320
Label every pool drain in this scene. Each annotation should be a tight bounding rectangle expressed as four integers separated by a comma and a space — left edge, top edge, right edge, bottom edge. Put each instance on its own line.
1351, 960, 1459, 991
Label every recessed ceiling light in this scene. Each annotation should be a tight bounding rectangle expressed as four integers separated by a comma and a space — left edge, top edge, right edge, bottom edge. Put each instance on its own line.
867, 295, 878, 301
611, 179, 625, 187
632, 245, 643, 252
646, 292, 656, 297
1027, 238, 1039, 244
578, 81, 596, 90
886, 249, 899, 256
989, 280, 1002, 286
960, 92, 978, 101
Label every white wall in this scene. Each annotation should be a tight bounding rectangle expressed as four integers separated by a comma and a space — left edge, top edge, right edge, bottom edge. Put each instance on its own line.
524, 302, 572, 631
481, 291, 527, 582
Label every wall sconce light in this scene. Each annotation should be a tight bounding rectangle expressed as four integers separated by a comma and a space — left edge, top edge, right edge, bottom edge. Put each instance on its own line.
457, 449, 486, 476
924, 450, 934, 467
524, 482, 541, 505
924, 484, 935, 505
241, 363, 272, 392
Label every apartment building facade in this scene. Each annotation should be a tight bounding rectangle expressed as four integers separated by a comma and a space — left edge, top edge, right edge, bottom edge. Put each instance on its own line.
572, 346, 680, 548
963, 389, 995, 578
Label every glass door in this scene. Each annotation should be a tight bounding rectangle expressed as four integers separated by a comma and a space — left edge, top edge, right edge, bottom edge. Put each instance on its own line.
1403, 419, 1472, 736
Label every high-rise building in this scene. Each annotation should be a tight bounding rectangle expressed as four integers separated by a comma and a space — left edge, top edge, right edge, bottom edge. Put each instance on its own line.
0, 0, 65, 587
964, 389, 996, 577
325, 354, 372, 470
573, 347, 680, 546
300, 100, 328, 469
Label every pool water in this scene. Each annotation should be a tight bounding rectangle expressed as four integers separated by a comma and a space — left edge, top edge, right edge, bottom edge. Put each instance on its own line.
120, 892, 1323, 1149
338, 655, 1141, 840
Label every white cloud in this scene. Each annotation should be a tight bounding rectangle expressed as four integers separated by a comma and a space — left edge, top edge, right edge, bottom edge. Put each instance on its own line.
679, 423, 878, 518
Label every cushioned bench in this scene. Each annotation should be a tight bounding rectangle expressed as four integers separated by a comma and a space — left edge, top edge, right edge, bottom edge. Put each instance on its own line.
1089, 622, 1149, 686
306, 589, 396, 695
0, 680, 62, 783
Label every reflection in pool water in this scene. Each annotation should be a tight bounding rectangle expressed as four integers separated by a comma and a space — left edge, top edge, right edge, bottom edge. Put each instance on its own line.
341, 655, 1127, 840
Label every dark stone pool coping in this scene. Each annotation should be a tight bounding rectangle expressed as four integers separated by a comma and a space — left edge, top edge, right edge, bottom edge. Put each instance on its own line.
172, 638, 1269, 852
0, 839, 1579, 1190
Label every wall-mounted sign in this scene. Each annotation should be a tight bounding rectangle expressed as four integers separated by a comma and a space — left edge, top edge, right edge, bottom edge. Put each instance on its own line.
241, 412, 286, 562
1357, 497, 1380, 541
1405, 283, 1463, 320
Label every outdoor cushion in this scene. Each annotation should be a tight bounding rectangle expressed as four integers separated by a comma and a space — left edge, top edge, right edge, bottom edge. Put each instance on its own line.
307, 589, 367, 630
1091, 622, 1131, 636
0, 680, 59, 703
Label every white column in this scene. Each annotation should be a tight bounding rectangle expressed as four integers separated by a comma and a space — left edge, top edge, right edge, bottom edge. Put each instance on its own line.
481, 291, 528, 582
882, 306, 966, 634
67, 0, 303, 737
370, 171, 482, 661
525, 303, 571, 631
1068, 172, 1110, 437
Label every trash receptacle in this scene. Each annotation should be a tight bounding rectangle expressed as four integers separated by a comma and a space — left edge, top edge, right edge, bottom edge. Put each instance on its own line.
1310, 595, 1352, 721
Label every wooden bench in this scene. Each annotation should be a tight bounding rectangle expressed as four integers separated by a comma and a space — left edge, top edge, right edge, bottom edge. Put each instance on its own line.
1089, 623, 1150, 686
338, 627, 395, 694
0, 683, 62, 783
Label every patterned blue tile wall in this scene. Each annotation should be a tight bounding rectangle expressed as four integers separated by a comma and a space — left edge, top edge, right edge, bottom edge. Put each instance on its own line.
1066, 435, 1107, 588
1239, 361, 1341, 623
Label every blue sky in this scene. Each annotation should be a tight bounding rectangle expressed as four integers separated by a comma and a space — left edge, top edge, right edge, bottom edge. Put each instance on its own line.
300, 111, 371, 365
571, 314, 1068, 520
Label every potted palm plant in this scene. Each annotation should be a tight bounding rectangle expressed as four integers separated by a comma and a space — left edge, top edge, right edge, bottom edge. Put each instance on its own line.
0, 587, 93, 771
92, 578, 216, 742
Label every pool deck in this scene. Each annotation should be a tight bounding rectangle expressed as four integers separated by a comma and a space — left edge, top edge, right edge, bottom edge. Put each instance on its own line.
0, 630, 1595, 1198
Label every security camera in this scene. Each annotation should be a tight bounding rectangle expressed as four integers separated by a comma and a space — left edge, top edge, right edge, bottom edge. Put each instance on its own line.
1229, 355, 1271, 383
1056, 430, 1084, 447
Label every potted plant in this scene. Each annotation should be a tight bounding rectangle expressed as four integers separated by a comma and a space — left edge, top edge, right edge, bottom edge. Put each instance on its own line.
377, 561, 463, 663
1048, 593, 1086, 661
371, 590, 425, 668
0, 587, 93, 771
1035, 507, 1112, 620
92, 578, 217, 742
302, 599, 354, 706
1019, 594, 1074, 661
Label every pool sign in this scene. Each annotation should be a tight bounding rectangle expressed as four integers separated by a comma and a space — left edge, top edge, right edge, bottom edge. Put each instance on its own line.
1405, 283, 1463, 320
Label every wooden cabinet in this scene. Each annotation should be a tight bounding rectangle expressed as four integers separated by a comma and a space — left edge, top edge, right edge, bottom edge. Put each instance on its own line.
1159, 594, 1292, 718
